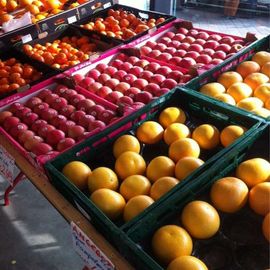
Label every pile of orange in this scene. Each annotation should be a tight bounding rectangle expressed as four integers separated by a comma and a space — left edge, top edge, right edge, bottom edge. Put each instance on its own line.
22, 35, 97, 69
200, 51, 270, 118
0, 57, 42, 94
62, 105, 247, 224
80, 8, 165, 40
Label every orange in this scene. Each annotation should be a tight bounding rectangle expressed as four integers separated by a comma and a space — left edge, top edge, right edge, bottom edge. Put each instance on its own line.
217, 71, 243, 89
265, 98, 270, 110
226, 82, 253, 103
90, 188, 125, 220
214, 93, 236, 105
46, 0, 61, 9
62, 161, 91, 190
6, 0, 18, 11
158, 107, 186, 128
120, 175, 151, 201
136, 121, 164, 144
251, 107, 270, 118
261, 62, 270, 77
0, 13, 12, 23
146, 156, 175, 182
237, 97, 263, 112
115, 151, 146, 180
167, 256, 208, 270
254, 83, 270, 103
150, 176, 179, 201
87, 167, 118, 193
249, 182, 270, 215
181, 200, 220, 239
236, 158, 270, 187
199, 82, 226, 97
220, 125, 246, 147
210, 177, 248, 213
19, 0, 33, 6
0, 0, 6, 8
152, 225, 193, 265
236, 61, 261, 78
163, 123, 190, 145
252, 51, 270, 67
123, 195, 154, 222
175, 157, 204, 181
262, 212, 270, 242
192, 124, 220, 150
113, 134, 140, 158
26, 4, 40, 15
169, 138, 200, 162
244, 72, 269, 91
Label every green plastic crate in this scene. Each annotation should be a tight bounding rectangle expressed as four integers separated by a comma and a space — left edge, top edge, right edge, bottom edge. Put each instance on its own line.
125, 123, 269, 270
184, 35, 270, 121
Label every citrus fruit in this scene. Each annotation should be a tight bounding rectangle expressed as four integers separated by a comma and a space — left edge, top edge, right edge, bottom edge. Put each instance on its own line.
175, 157, 204, 181
90, 188, 125, 220
220, 125, 246, 147
262, 212, 270, 242
167, 256, 208, 270
254, 83, 270, 103
217, 71, 243, 89
249, 182, 270, 216
214, 93, 236, 105
136, 121, 164, 144
181, 200, 220, 239
265, 98, 270, 110
226, 82, 253, 103
261, 62, 270, 77
192, 124, 220, 150
244, 72, 269, 91
199, 82, 226, 97
113, 134, 140, 158
210, 177, 248, 213
169, 138, 200, 162
164, 123, 190, 145
152, 225, 193, 265
236, 158, 270, 187
252, 51, 270, 67
87, 167, 118, 193
236, 61, 261, 78
146, 156, 175, 182
158, 107, 186, 128
115, 151, 146, 180
252, 107, 270, 118
62, 161, 91, 190
237, 97, 263, 111
150, 176, 179, 200
123, 195, 154, 222
120, 175, 151, 201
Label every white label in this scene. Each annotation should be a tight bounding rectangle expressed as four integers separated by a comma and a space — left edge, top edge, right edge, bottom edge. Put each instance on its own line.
71, 222, 115, 270
68, 16, 77, 24
103, 2, 112, 8
21, 34, 32, 44
0, 145, 20, 185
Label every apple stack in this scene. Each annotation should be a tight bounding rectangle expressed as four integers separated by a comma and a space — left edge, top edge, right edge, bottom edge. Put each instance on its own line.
139, 27, 246, 71
0, 84, 121, 157
73, 52, 192, 106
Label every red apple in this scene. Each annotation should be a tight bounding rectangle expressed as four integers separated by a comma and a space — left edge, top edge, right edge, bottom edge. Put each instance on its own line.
122, 74, 137, 84
161, 79, 178, 89
133, 79, 148, 90
164, 47, 177, 55
88, 120, 106, 131
220, 36, 235, 45
154, 88, 170, 97
148, 50, 162, 58
72, 74, 84, 84
78, 114, 95, 128
196, 31, 209, 40
59, 105, 76, 118
41, 108, 58, 121
38, 124, 55, 138
203, 40, 219, 50
216, 44, 231, 53
178, 43, 190, 50
127, 56, 140, 65
179, 57, 196, 69
182, 36, 195, 44
187, 29, 198, 37
37, 89, 52, 100
50, 115, 67, 128
0, 111, 13, 124
210, 59, 224, 65
33, 103, 49, 115
184, 51, 200, 59
24, 136, 44, 151
105, 78, 120, 89
212, 51, 227, 60
105, 91, 124, 104
140, 46, 152, 55
98, 73, 111, 84
58, 120, 76, 133
233, 39, 244, 46
119, 62, 133, 72
165, 31, 175, 39
3, 116, 20, 131
154, 43, 167, 52
67, 125, 85, 139
31, 119, 47, 133
9, 102, 24, 114
104, 66, 118, 76
193, 39, 206, 46
144, 83, 160, 94
156, 66, 172, 76
201, 48, 215, 56
89, 82, 102, 93
174, 50, 187, 58
158, 37, 171, 45
10, 123, 28, 138
125, 87, 141, 99
18, 130, 35, 144
61, 89, 77, 101
188, 44, 203, 52
96, 86, 112, 98
79, 77, 95, 89
115, 82, 130, 94
77, 99, 96, 112
57, 138, 76, 151
70, 110, 86, 123
110, 59, 123, 69
118, 96, 133, 106
70, 94, 86, 107
88, 105, 105, 118
44, 94, 59, 105
145, 40, 157, 49
168, 41, 181, 49
54, 85, 68, 96
135, 91, 153, 104
46, 129, 65, 145
23, 112, 39, 126
157, 53, 172, 62
134, 60, 149, 68
96, 63, 108, 73
140, 70, 154, 81
26, 97, 42, 109
208, 34, 222, 41
196, 54, 212, 64
173, 33, 185, 42
98, 109, 116, 124
178, 27, 188, 35
115, 53, 128, 62
149, 74, 166, 85
87, 69, 101, 80
145, 62, 160, 73
113, 70, 127, 81
32, 142, 53, 155
229, 44, 243, 53
167, 70, 183, 82
14, 107, 31, 119
50, 97, 68, 111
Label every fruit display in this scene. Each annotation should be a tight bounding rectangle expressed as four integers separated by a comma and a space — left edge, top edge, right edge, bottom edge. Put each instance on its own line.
72, 52, 192, 106
198, 51, 270, 118
0, 83, 122, 158
139, 25, 250, 71
0, 56, 43, 95
22, 33, 102, 70
79, 7, 168, 41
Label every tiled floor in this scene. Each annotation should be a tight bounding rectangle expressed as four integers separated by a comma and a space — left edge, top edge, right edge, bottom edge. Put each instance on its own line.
0, 6, 269, 270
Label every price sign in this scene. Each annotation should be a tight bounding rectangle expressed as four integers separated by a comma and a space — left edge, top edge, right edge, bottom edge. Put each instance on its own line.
71, 222, 115, 270
68, 16, 77, 24
21, 34, 32, 44
0, 146, 20, 185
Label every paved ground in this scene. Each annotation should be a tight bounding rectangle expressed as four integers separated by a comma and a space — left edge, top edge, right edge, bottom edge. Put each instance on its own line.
0, 6, 269, 270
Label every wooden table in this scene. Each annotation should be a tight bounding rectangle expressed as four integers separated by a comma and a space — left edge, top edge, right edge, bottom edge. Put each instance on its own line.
0, 133, 134, 270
